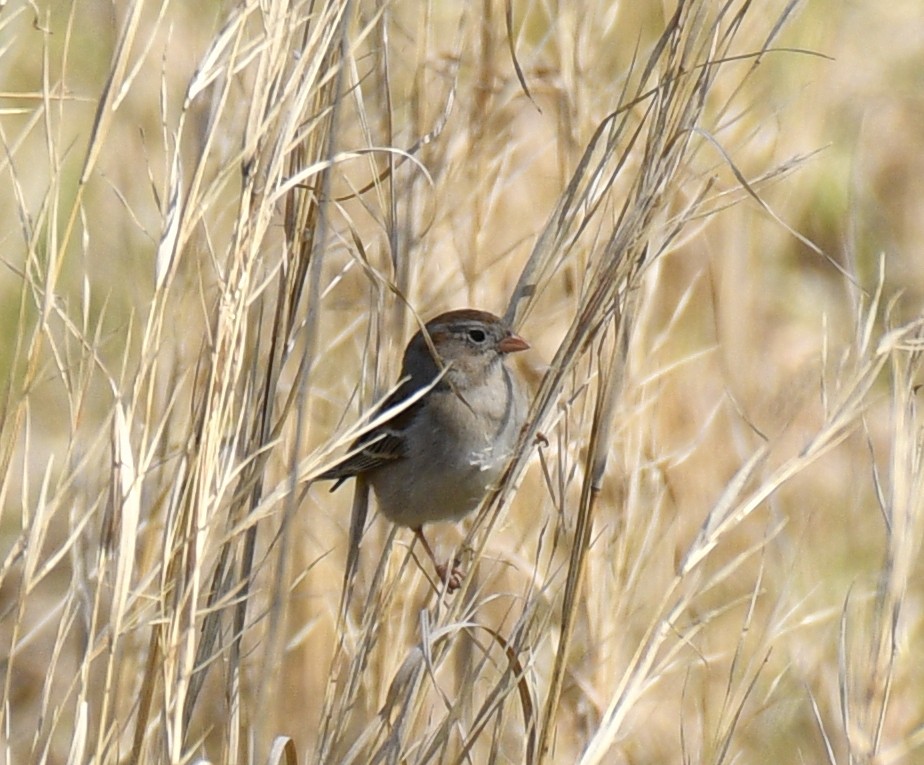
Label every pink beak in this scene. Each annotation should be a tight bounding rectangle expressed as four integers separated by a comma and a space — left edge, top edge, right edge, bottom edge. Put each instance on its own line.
498, 333, 530, 354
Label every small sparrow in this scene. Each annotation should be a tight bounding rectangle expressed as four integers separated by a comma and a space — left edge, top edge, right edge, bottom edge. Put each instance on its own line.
318, 309, 530, 590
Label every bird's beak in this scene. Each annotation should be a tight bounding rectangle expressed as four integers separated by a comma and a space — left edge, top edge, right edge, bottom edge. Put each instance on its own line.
498, 333, 530, 354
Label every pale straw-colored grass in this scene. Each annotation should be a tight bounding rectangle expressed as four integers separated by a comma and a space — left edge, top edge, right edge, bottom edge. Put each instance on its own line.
1, 1, 922, 763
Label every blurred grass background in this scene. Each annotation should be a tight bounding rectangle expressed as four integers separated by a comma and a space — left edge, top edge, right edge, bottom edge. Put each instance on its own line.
1, 0, 922, 763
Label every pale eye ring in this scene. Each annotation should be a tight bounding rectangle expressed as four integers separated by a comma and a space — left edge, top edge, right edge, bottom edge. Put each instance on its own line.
468, 328, 487, 343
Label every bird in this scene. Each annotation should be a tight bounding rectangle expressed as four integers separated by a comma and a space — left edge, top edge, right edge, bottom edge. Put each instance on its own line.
317, 309, 530, 591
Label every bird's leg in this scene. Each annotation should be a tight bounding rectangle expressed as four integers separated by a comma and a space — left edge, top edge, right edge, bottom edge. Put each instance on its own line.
413, 526, 463, 592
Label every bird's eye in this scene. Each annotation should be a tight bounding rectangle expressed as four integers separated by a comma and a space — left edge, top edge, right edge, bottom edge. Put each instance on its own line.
468, 328, 487, 343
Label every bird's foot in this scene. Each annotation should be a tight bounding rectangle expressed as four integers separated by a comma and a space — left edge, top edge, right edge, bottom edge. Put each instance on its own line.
434, 557, 464, 593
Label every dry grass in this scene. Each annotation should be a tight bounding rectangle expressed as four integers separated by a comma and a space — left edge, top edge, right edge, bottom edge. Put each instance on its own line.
1, 0, 922, 763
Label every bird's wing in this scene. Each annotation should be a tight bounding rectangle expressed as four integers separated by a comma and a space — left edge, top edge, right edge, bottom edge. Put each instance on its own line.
316, 382, 421, 489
